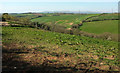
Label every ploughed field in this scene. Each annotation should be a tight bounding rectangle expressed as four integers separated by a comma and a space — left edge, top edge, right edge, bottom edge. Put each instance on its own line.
2, 27, 119, 72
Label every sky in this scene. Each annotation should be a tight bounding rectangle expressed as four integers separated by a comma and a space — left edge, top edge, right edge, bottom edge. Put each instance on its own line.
0, 0, 119, 2
0, 0, 119, 13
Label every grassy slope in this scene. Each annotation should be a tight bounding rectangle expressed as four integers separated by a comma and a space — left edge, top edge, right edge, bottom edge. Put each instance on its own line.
2, 27, 119, 71
10, 13, 39, 19
86, 13, 118, 21
31, 14, 97, 28
80, 20, 118, 34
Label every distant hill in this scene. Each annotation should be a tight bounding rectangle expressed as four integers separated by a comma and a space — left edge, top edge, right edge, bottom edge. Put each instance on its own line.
40, 11, 101, 14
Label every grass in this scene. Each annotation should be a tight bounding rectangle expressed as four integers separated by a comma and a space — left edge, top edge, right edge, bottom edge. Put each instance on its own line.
2, 26, 119, 71
86, 13, 118, 21
10, 13, 40, 19
31, 14, 98, 28
80, 20, 118, 34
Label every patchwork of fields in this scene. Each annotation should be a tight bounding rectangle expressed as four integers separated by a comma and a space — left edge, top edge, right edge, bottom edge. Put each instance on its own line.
31, 14, 97, 28
30, 13, 118, 35
2, 13, 119, 72
11, 13, 118, 35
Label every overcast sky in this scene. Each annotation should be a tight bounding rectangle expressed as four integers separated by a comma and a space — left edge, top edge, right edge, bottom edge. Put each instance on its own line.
0, 0, 119, 13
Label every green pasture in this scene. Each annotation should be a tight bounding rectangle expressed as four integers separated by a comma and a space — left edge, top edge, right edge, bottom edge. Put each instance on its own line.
2, 26, 119, 71
86, 13, 118, 21
80, 20, 118, 34
31, 14, 98, 28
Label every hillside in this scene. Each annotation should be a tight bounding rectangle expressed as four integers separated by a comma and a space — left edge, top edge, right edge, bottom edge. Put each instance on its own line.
2, 26, 119, 72
31, 14, 98, 28
80, 20, 118, 34
2, 13, 120, 72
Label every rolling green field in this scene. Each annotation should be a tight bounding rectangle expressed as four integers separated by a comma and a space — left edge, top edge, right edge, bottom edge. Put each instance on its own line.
30, 13, 118, 35
80, 20, 118, 34
10, 13, 40, 19
2, 26, 119, 71
31, 14, 98, 28
2, 13, 120, 72
10, 13, 118, 34
85, 13, 118, 22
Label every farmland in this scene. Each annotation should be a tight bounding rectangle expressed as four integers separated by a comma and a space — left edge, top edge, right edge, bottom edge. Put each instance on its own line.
11, 13, 118, 35
2, 26, 119, 72
30, 13, 118, 35
31, 14, 97, 28
10, 13, 41, 19
2, 13, 120, 72
85, 13, 118, 22
80, 20, 118, 34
